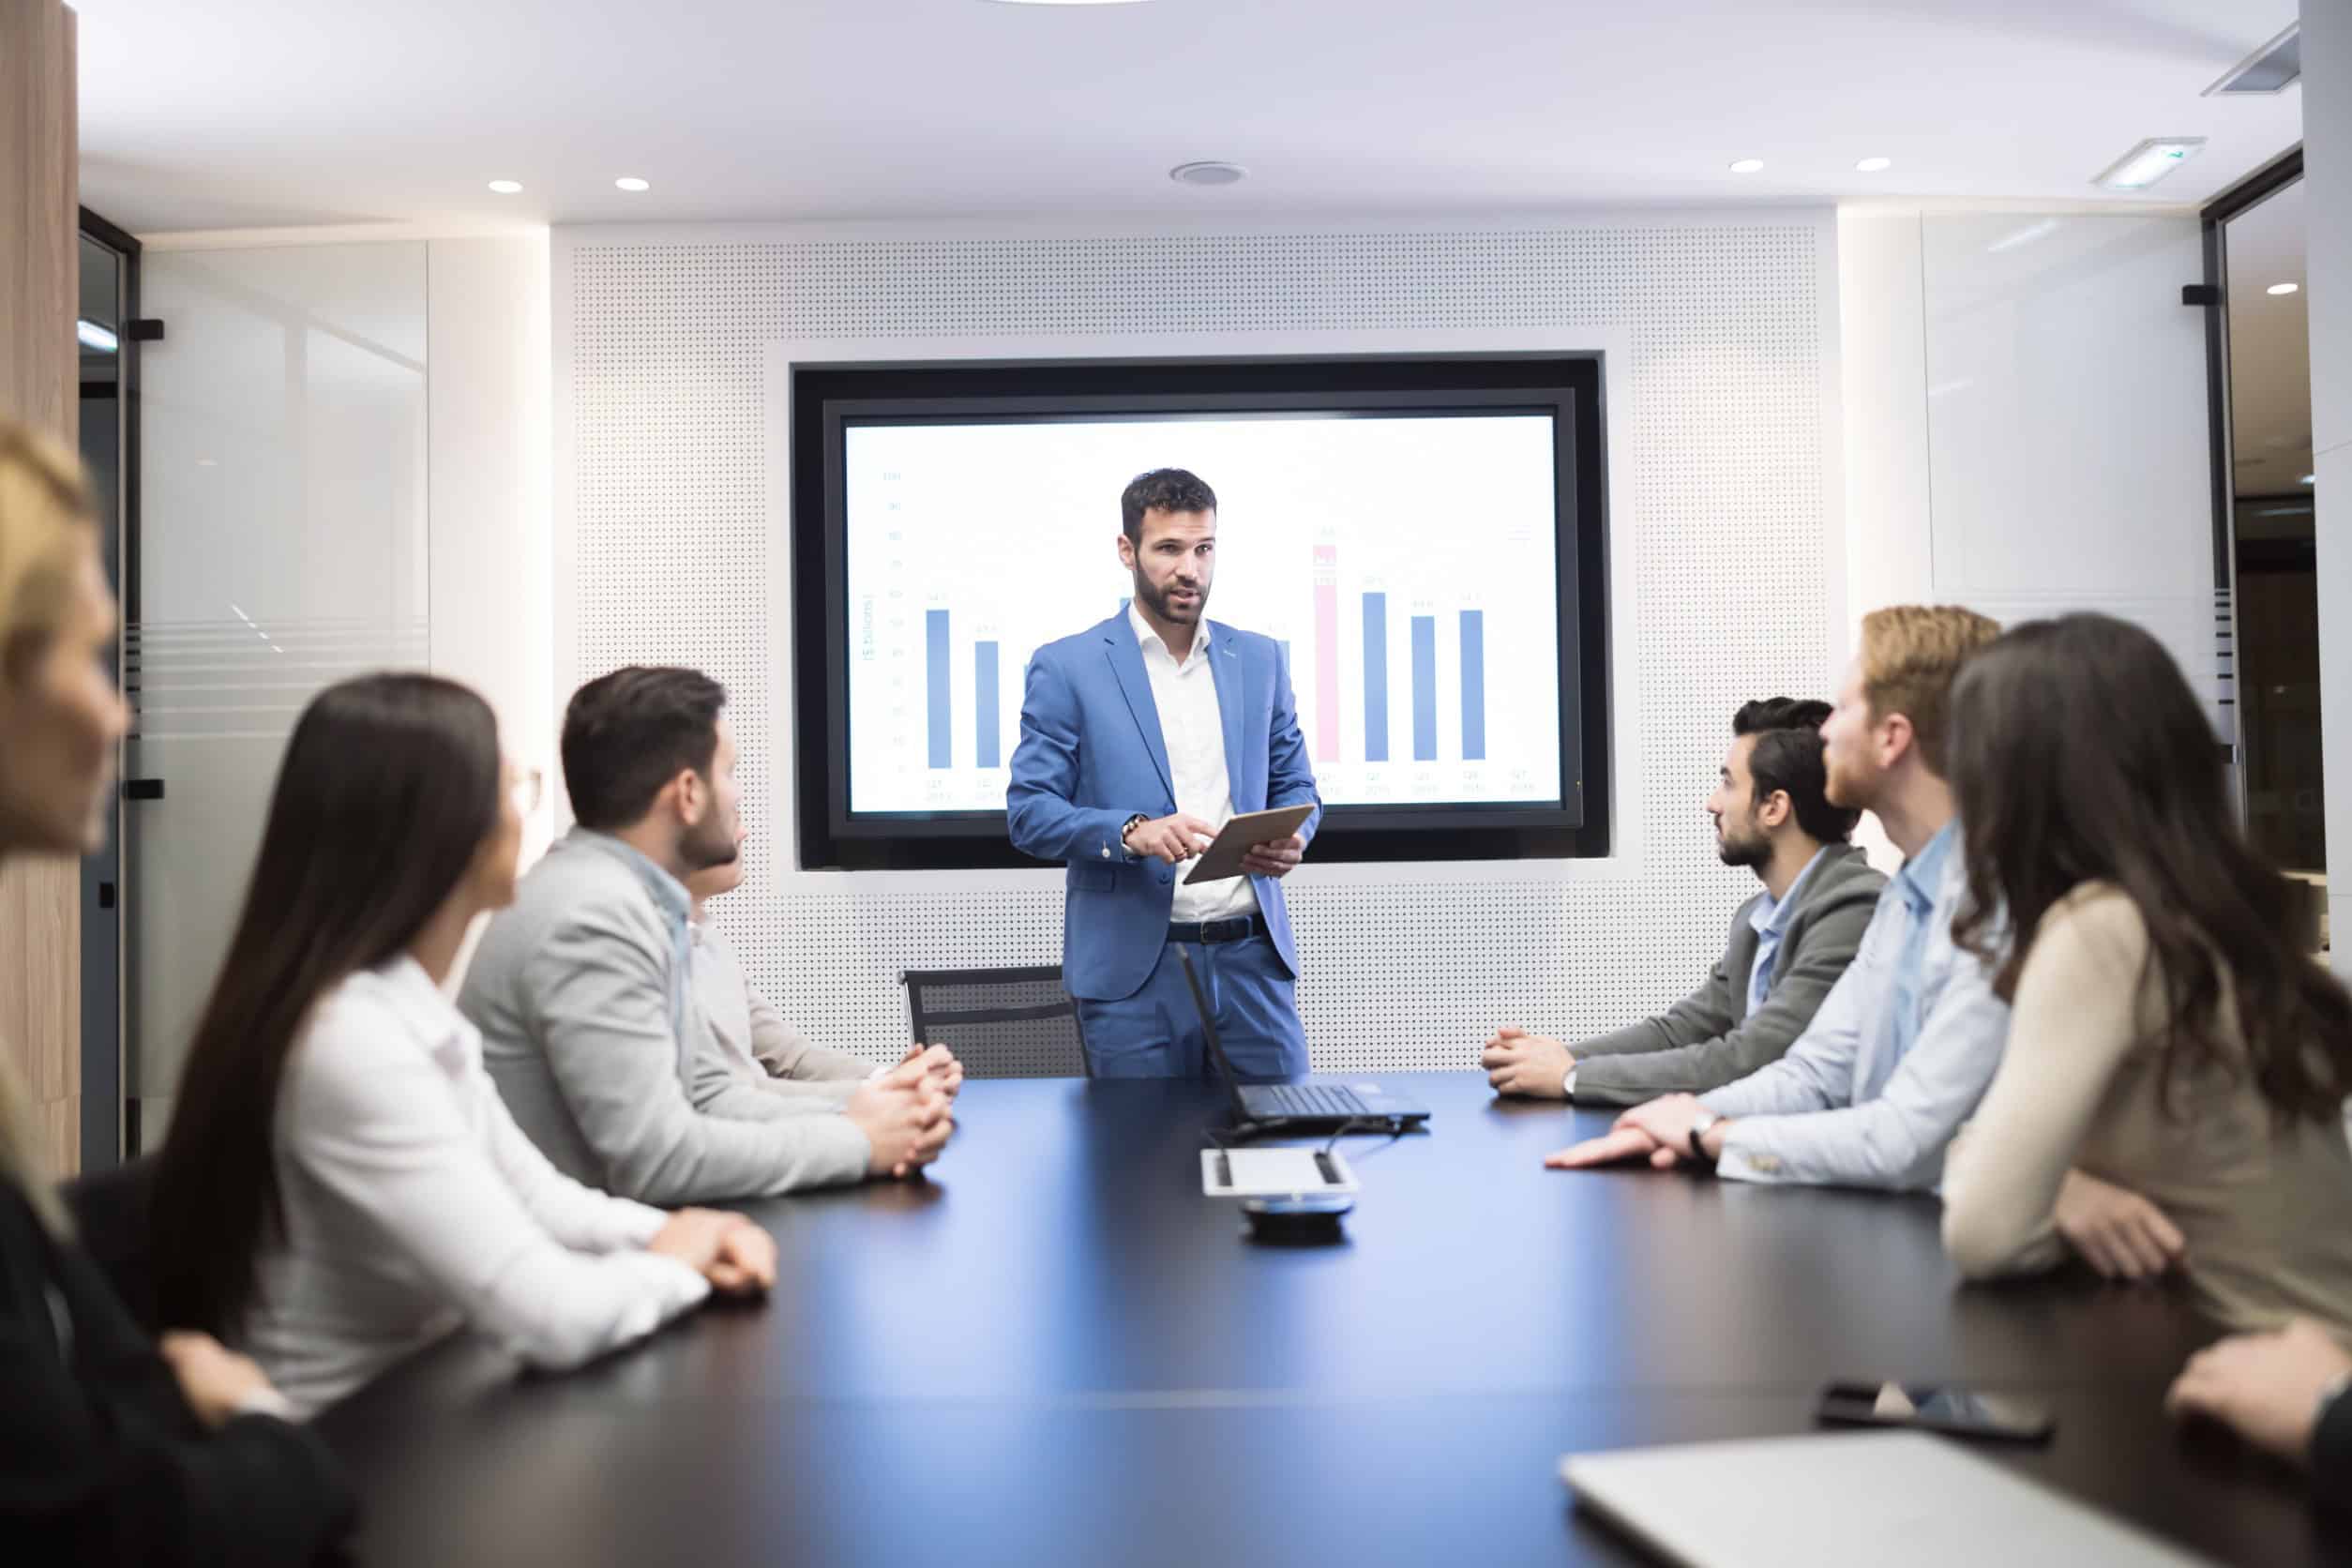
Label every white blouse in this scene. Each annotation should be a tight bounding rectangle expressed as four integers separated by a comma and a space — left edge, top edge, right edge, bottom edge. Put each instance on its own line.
242, 957, 710, 1417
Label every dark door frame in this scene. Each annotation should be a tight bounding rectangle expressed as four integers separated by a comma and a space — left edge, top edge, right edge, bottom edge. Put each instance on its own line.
2197, 146, 2304, 823
76, 204, 140, 1169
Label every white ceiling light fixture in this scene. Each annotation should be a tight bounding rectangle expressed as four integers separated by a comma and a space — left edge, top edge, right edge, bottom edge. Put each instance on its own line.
76, 319, 119, 353
614, 175, 651, 192
2092, 138, 2206, 191
2267, 281, 2300, 295
1855, 157, 1892, 173
2302, 473, 2318, 485
1727, 158, 1765, 174
2205, 23, 2300, 97
487, 179, 523, 194
1169, 160, 1246, 188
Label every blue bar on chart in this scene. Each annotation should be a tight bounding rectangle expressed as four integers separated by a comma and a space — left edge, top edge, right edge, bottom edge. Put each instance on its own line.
974, 641, 1001, 769
926, 610, 951, 769
1363, 593, 1389, 761
1410, 615, 1438, 761
1460, 610, 1485, 761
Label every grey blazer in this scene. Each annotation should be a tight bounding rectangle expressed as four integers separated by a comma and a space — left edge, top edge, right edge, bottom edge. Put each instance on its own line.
460, 831, 871, 1204
1568, 844, 1887, 1107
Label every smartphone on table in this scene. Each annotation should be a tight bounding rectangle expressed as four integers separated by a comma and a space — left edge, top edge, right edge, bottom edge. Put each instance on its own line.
1816, 1381, 2057, 1444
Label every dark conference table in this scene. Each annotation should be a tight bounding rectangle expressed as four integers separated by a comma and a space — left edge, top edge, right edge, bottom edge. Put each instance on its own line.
315, 1075, 2352, 1566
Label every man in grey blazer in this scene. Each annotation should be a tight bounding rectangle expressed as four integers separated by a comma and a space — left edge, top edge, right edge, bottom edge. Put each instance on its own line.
462, 667, 954, 1205
1484, 699, 1884, 1107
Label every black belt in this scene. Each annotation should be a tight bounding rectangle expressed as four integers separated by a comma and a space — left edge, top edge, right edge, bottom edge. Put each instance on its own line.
1168, 913, 1269, 945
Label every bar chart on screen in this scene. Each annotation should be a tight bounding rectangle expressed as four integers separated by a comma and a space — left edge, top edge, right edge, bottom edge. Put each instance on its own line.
844, 415, 1565, 817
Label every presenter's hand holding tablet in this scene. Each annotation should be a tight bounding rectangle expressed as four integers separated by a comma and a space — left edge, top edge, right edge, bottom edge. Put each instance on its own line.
1238, 834, 1306, 879
1124, 811, 1219, 864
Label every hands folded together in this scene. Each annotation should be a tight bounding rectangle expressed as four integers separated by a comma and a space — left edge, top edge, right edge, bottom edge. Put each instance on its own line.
846, 1044, 963, 1179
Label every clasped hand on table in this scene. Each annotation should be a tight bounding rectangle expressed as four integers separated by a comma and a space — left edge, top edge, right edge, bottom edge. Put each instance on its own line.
1543, 1093, 1730, 1170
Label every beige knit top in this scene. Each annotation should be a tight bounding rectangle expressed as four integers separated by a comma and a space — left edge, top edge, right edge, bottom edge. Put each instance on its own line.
1942, 882, 2352, 1339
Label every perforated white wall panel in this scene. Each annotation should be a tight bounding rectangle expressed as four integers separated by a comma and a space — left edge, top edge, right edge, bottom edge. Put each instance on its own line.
559, 219, 1836, 1074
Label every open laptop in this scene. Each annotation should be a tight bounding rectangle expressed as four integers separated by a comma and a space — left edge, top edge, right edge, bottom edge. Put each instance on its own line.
1174, 946, 1430, 1136
1560, 1431, 2215, 1568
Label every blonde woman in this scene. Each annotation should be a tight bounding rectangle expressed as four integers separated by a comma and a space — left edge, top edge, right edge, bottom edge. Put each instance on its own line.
0, 421, 353, 1560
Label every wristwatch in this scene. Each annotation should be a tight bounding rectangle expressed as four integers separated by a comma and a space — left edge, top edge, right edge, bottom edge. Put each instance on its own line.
1119, 813, 1148, 853
1687, 1108, 1722, 1166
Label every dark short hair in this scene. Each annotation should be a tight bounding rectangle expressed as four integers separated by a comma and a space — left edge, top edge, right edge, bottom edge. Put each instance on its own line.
1732, 698, 1856, 844
1120, 468, 1217, 543
561, 665, 727, 830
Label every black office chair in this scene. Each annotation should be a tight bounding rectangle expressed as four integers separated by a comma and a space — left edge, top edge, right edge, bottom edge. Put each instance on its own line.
61, 1153, 160, 1334
901, 965, 1091, 1079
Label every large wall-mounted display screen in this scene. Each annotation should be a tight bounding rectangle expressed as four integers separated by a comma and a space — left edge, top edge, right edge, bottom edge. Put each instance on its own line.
790, 357, 1610, 869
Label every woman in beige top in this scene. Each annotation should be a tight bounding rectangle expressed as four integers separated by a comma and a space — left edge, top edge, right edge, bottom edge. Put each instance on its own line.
1939, 612, 2352, 1340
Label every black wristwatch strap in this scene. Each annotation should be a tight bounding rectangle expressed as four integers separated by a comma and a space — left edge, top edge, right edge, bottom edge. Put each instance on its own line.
1688, 1111, 1720, 1168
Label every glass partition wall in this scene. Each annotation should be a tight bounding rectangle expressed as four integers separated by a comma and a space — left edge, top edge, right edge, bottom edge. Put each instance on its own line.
2212, 163, 2325, 955
121, 244, 430, 1148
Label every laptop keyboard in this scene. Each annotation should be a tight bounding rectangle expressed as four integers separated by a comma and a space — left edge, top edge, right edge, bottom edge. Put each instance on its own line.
1261, 1082, 1373, 1118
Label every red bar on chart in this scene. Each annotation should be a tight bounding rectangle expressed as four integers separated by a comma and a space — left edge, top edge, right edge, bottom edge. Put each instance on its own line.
1313, 545, 1339, 761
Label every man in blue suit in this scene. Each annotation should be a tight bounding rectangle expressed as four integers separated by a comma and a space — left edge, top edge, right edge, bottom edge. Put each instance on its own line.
1008, 468, 1321, 1079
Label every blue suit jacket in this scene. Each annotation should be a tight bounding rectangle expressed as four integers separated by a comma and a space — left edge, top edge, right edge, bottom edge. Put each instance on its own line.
1007, 614, 1321, 1002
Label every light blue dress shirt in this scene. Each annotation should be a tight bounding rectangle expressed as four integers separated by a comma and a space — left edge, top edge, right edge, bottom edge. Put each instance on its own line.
1698, 822, 2010, 1190
1886, 822, 1959, 1065
1743, 845, 1832, 1018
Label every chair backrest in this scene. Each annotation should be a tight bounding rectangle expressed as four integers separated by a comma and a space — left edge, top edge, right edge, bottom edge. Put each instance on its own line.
901, 965, 1089, 1079
60, 1153, 160, 1334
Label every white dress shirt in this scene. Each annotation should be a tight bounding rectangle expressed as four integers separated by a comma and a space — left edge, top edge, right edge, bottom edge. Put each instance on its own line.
244, 957, 712, 1418
1129, 601, 1258, 924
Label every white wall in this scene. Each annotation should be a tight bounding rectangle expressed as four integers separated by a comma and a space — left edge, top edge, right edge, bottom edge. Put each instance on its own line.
2307, 0, 2352, 983
425, 234, 558, 860
553, 214, 1845, 1072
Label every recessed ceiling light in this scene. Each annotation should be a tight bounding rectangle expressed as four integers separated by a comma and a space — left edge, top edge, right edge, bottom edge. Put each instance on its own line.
1727, 158, 1765, 174
1169, 160, 1246, 188
2268, 281, 2300, 295
2302, 473, 2318, 485
487, 179, 523, 194
2092, 138, 2205, 190
1855, 157, 1892, 173
614, 176, 651, 192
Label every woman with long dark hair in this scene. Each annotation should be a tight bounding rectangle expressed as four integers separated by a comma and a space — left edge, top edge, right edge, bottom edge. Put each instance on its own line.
0, 420, 352, 1561
152, 673, 777, 1417
1940, 613, 2352, 1337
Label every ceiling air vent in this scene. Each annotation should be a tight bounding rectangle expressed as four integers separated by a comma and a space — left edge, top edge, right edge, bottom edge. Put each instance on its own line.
2205, 24, 2299, 97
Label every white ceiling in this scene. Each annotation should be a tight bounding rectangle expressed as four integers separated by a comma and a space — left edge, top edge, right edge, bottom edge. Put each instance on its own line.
77, 0, 2302, 235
